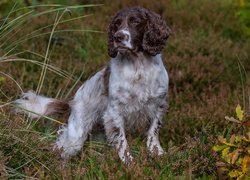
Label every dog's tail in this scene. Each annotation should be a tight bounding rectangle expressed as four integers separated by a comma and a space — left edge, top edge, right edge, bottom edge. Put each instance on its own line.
13, 91, 70, 118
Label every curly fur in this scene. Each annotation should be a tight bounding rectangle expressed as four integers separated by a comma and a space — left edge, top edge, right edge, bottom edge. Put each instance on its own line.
14, 6, 170, 165
108, 7, 170, 57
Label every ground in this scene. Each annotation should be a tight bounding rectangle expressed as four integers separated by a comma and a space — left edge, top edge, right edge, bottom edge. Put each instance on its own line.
0, 0, 249, 179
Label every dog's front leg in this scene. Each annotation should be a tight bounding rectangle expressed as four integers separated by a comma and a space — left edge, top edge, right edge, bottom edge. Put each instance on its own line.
103, 106, 133, 164
147, 105, 165, 156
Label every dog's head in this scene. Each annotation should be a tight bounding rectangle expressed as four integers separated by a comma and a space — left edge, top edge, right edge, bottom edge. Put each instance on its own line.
108, 6, 170, 58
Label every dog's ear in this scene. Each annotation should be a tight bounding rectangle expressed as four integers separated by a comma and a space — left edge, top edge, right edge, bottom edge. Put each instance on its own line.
142, 10, 171, 56
107, 17, 118, 58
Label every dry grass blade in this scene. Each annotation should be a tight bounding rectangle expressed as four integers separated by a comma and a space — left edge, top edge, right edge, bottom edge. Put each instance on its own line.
0, 58, 73, 80
0, 71, 23, 93
1, 14, 95, 50
4, 29, 103, 52
36, 9, 66, 94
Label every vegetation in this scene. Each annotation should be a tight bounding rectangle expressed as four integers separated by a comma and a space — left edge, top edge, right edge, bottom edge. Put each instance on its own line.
213, 105, 250, 179
0, 0, 249, 179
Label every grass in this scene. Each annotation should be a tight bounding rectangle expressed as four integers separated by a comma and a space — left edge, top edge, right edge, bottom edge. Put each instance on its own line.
0, 0, 250, 179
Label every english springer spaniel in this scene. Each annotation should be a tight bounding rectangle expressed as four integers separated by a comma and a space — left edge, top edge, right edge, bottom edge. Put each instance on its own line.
14, 6, 170, 164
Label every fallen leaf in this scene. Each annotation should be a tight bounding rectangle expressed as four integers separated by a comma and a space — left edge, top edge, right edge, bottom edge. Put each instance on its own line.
225, 116, 241, 123
236, 104, 244, 121
230, 134, 236, 144
231, 149, 241, 164
213, 145, 227, 152
242, 156, 250, 173
216, 161, 226, 167
228, 170, 242, 178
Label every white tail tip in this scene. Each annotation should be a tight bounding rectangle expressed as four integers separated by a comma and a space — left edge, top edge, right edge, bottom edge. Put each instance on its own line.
13, 90, 54, 118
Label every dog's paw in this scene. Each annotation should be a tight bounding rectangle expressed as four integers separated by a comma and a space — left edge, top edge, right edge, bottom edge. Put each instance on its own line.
148, 142, 165, 156
119, 150, 134, 165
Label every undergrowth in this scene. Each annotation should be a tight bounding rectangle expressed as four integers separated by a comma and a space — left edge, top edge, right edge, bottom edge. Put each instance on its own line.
0, 0, 250, 179
213, 104, 250, 179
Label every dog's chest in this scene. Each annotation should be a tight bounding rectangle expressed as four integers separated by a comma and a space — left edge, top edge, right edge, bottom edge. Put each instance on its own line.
109, 55, 168, 111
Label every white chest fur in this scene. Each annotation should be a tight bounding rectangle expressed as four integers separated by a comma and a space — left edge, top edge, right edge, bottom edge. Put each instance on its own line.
109, 53, 169, 113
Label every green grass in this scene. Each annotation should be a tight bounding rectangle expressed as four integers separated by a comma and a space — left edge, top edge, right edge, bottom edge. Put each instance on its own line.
0, 0, 250, 179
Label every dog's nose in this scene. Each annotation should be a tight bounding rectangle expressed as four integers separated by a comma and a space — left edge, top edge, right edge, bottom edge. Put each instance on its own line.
114, 31, 129, 42
114, 32, 125, 42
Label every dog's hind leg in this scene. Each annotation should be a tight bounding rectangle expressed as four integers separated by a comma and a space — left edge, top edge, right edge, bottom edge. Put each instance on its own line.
55, 69, 108, 158
55, 100, 95, 158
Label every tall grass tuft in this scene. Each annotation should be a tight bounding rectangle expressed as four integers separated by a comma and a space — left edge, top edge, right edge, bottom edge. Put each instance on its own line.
0, 2, 103, 178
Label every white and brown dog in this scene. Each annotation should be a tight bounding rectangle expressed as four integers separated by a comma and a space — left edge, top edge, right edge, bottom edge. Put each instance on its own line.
14, 6, 170, 164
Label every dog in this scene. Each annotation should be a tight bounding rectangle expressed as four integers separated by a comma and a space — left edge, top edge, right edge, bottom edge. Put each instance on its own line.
14, 6, 170, 164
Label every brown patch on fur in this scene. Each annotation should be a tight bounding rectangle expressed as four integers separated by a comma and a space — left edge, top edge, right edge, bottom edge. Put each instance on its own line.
46, 100, 70, 116
110, 127, 120, 144
118, 139, 124, 152
142, 9, 170, 56
102, 65, 111, 96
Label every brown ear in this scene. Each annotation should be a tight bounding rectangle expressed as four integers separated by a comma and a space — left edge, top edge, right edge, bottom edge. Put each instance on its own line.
107, 18, 118, 58
142, 10, 170, 56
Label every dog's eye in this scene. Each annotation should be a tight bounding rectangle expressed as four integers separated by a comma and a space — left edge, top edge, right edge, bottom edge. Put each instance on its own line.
114, 19, 122, 27
129, 17, 140, 25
